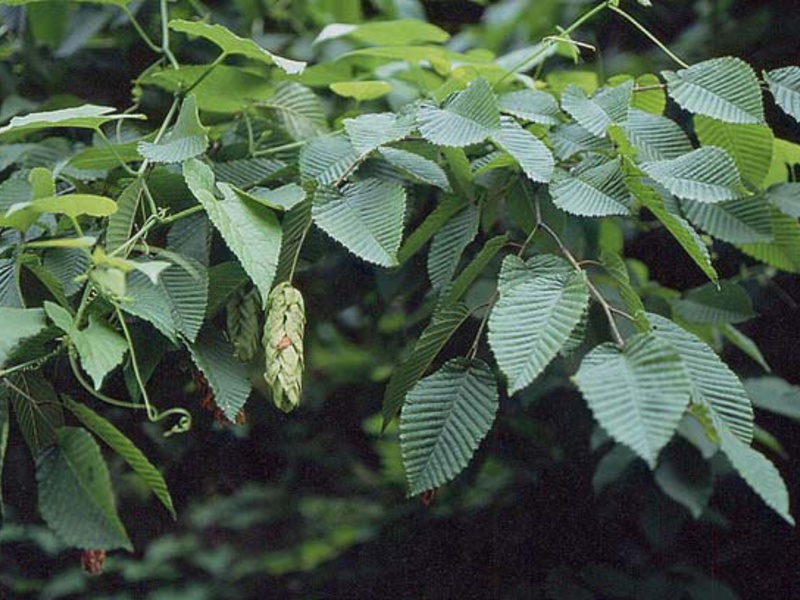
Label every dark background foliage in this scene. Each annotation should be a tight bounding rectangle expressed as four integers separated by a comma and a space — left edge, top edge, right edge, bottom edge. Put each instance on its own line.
1, 1, 799, 598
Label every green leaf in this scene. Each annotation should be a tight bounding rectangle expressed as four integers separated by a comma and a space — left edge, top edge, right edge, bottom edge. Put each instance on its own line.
330, 81, 392, 101
397, 195, 467, 265
168, 19, 305, 74
745, 377, 800, 420
64, 397, 176, 519
299, 134, 359, 185
623, 109, 692, 161
550, 123, 609, 159
243, 183, 306, 212
737, 207, 800, 272
138, 94, 208, 164
213, 157, 286, 188
488, 255, 590, 394
124, 253, 208, 343
275, 199, 312, 285
0, 390, 8, 526
68, 141, 143, 171
551, 158, 632, 217
765, 182, 800, 218
764, 66, 800, 123
37, 427, 132, 550
654, 442, 713, 518
629, 174, 718, 283
681, 195, 773, 244
720, 324, 771, 372
440, 235, 507, 309
718, 427, 793, 525
28, 193, 117, 218
258, 82, 327, 141
560, 81, 633, 137
382, 303, 471, 427
315, 19, 449, 46
187, 327, 251, 422
694, 116, 773, 188
344, 113, 415, 156
42, 248, 90, 298
673, 281, 754, 325
141, 65, 272, 114
379, 148, 451, 191
497, 89, 561, 125
0, 307, 47, 367
428, 203, 478, 289
184, 159, 282, 301
43, 301, 73, 333
663, 57, 764, 124
490, 117, 554, 183
641, 147, 743, 203
417, 78, 500, 147
72, 315, 128, 389
4, 373, 64, 455
0, 0, 128, 5
400, 357, 498, 496
312, 179, 405, 267
574, 333, 692, 468
0, 105, 144, 139
648, 313, 754, 444
599, 250, 648, 331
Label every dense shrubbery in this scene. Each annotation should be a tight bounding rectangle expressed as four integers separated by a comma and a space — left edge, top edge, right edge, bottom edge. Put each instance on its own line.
1, 1, 800, 597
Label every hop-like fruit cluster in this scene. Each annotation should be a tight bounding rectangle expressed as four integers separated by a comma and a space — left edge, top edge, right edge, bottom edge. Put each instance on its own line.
263, 282, 305, 413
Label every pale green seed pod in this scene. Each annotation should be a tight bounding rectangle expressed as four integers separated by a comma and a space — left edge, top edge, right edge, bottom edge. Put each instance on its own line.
263, 282, 305, 413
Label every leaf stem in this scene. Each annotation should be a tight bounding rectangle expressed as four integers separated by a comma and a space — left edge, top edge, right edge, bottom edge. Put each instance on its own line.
184, 52, 227, 94
252, 139, 308, 158
607, 4, 689, 69
123, 7, 162, 55
157, 204, 203, 227
0, 349, 62, 379
95, 128, 138, 176
160, 0, 180, 69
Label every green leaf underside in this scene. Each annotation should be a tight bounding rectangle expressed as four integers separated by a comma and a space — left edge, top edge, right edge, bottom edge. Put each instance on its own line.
599, 250, 648, 330
574, 333, 692, 468
721, 325, 771, 372
766, 182, 800, 218
624, 109, 693, 161
382, 303, 471, 427
122, 256, 208, 344
73, 315, 128, 389
764, 66, 800, 123
400, 358, 498, 496
344, 113, 415, 155
428, 203, 478, 289
682, 196, 773, 244
648, 313, 754, 444
398, 195, 467, 264
737, 207, 800, 272
630, 175, 718, 282
187, 327, 251, 422
65, 398, 176, 519
260, 82, 327, 141
299, 135, 359, 185
0, 104, 144, 139
138, 94, 208, 164
107, 179, 143, 253
745, 377, 800, 419
550, 123, 609, 159
379, 148, 451, 191
315, 19, 449, 46
695, 116, 774, 188
36, 427, 132, 550
168, 19, 305, 74
417, 78, 500, 147
312, 179, 405, 267
184, 159, 281, 301
490, 117, 554, 183
561, 81, 633, 137
654, 444, 713, 519
663, 57, 764, 124
489, 255, 589, 394
642, 147, 743, 202
497, 89, 561, 125
275, 200, 312, 285
673, 281, 754, 324
551, 159, 632, 217
718, 427, 793, 524
330, 81, 392, 101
